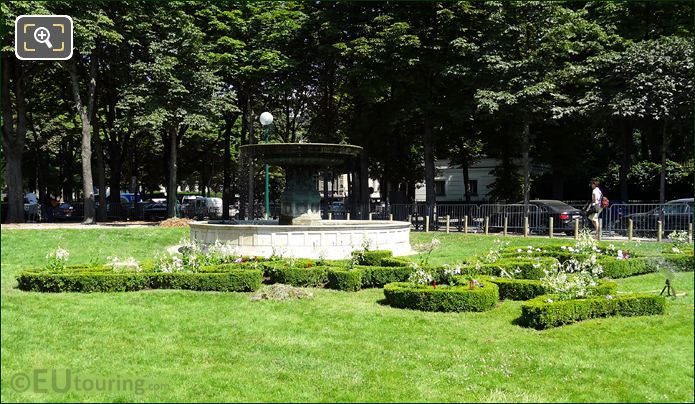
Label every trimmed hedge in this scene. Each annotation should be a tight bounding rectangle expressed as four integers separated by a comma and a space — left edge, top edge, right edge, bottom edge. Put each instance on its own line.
327, 268, 363, 291
599, 257, 652, 278
379, 257, 411, 267
471, 257, 556, 280
520, 293, 666, 329
599, 254, 694, 278
662, 253, 694, 272
383, 282, 499, 312
353, 250, 393, 266
472, 276, 617, 301
356, 265, 414, 288
16, 269, 263, 293
267, 265, 328, 287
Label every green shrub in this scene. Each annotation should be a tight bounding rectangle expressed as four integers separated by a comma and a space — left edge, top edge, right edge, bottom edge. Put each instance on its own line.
353, 250, 393, 266
471, 257, 556, 280
147, 271, 262, 292
268, 266, 328, 287
16, 270, 262, 293
471, 276, 617, 301
599, 257, 652, 278
379, 257, 411, 267
662, 254, 694, 272
383, 282, 499, 312
520, 293, 666, 329
357, 265, 414, 288
327, 268, 363, 291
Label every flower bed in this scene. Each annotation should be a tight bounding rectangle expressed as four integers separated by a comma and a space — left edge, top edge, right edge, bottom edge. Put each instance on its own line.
519, 293, 666, 329
383, 282, 499, 312
16, 268, 263, 293
471, 276, 617, 301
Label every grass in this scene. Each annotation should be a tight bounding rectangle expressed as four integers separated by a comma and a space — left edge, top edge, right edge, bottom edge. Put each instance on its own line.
1, 228, 693, 402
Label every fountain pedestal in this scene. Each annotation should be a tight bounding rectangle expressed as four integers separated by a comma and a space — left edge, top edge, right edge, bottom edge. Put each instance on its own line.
190, 143, 412, 258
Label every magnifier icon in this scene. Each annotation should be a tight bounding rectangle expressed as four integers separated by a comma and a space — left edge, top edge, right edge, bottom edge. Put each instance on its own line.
33, 27, 53, 48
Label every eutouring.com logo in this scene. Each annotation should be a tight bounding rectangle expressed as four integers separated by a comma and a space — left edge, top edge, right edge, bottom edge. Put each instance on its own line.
10, 369, 168, 395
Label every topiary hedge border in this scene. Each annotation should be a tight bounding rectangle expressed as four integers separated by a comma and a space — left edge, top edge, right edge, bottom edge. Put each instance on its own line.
470, 257, 556, 280
267, 265, 328, 287
519, 293, 666, 329
357, 265, 414, 288
383, 282, 499, 312
471, 276, 617, 301
353, 250, 393, 266
16, 269, 263, 293
327, 268, 363, 291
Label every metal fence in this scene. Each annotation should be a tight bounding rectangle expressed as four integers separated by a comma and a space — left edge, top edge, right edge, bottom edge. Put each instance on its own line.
357, 202, 693, 241
5, 200, 692, 241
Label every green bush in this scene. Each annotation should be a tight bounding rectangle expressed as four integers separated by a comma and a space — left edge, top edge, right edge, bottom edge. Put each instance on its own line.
379, 257, 411, 267
520, 293, 666, 329
16, 269, 262, 293
472, 276, 617, 301
471, 257, 556, 280
383, 282, 499, 312
599, 257, 652, 278
353, 250, 393, 266
327, 268, 363, 291
357, 265, 414, 288
268, 265, 328, 287
662, 254, 694, 272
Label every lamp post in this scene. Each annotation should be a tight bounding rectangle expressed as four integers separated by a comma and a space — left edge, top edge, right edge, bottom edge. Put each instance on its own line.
259, 112, 273, 219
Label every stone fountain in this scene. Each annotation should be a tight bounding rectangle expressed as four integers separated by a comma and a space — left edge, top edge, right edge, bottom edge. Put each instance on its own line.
189, 143, 411, 259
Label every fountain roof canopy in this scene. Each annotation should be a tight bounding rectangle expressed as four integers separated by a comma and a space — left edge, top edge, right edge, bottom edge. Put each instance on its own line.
240, 143, 363, 167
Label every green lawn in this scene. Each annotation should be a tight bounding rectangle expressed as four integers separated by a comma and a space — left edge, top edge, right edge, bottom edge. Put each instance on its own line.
2, 228, 693, 402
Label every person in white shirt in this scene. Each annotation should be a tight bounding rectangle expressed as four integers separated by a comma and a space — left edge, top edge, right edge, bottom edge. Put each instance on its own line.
586, 179, 603, 231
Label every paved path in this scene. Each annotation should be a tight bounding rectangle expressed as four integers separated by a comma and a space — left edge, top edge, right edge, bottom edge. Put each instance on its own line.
1, 222, 159, 229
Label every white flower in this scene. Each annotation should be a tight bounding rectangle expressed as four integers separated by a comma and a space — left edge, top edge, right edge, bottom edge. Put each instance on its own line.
606, 295, 613, 300
517, 249, 522, 253
546, 298, 554, 303
561, 246, 567, 250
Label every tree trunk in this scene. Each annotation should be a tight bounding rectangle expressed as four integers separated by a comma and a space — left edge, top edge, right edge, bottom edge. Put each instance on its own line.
222, 114, 234, 220
1, 54, 26, 223
166, 124, 178, 218
247, 98, 255, 219
659, 119, 668, 205
68, 56, 97, 224
619, 123, 631, 202
360, 148, 369, 219
423, 113, 435, 221
93, 112, 107, 222
462, 161, 471, 202
521, 120, 531, 217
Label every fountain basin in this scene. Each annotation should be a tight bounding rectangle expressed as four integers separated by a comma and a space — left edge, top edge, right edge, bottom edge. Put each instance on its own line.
190, 220, 412, 259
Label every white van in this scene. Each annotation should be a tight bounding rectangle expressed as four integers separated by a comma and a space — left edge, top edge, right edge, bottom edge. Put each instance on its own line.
186, 196, 222, 219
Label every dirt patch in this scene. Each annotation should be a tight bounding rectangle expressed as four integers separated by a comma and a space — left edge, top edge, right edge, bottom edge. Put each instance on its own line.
250, 284, 315, 301
159, 218, 192, 228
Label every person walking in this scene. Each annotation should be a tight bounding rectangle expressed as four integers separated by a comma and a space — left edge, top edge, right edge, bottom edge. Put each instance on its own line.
585, 179, 603, 233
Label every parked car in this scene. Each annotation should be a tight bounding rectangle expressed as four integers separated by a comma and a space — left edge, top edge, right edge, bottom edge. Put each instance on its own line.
143, 201, 168, 221
616, 198, 693, 236
53, 202, 75, 220
488, 200, 584, 235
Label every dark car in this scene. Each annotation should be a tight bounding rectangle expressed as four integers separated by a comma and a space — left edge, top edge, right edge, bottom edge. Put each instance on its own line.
616, 198, 693, 236
53, 203, 75, 220
143, 202, 168, 221
488, 200, 584, 235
